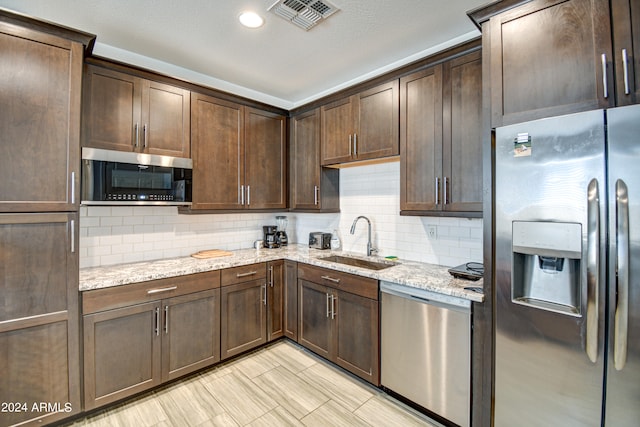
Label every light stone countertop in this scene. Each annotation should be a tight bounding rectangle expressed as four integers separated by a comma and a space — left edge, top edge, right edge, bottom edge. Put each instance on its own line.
79, 244, 484, 302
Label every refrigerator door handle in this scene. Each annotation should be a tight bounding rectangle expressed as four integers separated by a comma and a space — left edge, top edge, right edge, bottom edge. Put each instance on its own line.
586, 178, 600, 363
614, 179, 629, 370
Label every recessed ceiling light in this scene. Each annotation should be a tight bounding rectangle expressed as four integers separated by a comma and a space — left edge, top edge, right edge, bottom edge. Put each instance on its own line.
239, 11, 264, 28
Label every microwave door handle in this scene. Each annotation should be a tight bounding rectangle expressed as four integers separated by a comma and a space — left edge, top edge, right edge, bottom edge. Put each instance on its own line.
586, 178, 600, 363
614, 179, 629, 370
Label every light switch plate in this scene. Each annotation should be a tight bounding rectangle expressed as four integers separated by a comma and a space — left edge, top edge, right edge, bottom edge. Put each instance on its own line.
427, 225, 437, 239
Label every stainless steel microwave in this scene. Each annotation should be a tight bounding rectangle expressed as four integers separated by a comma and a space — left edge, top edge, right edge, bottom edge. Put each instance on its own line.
81, 148, 192, 205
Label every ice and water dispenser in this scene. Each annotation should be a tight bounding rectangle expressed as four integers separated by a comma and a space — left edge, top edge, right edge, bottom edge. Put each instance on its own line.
511, 221, 583, 316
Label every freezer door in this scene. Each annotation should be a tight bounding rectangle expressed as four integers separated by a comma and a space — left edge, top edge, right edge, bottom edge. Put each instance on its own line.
605, 104, 640, 427
494, 110, 607, 426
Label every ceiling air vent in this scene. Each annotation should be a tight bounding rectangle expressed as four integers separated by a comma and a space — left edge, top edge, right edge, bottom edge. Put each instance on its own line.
268, 0, 340, 31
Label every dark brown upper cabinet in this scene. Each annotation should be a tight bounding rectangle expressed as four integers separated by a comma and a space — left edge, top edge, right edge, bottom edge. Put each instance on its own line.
321, 80, 399, 165
472, 0, 615, 127
190, 92, 286, 211
400, 50, 483, 217
83, 65, 191, 158
612, 0, 640, 106
0, 22, 83, 212
290, 108, 339, 212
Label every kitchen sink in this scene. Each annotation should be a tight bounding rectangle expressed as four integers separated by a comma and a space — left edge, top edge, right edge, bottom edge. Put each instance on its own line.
319, 255, 399, 271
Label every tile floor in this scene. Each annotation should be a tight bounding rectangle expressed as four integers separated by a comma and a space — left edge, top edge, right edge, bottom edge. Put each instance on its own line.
66, 340, 443, 427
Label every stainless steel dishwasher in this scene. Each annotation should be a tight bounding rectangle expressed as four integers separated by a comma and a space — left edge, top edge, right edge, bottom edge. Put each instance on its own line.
380, 281, 471, 427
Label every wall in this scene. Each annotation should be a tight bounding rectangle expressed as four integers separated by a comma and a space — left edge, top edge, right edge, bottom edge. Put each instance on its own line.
80, 162, 482, 268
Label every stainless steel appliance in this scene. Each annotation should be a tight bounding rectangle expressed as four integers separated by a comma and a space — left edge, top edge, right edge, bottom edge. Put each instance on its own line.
81, 148, 192, 205
275, 215, 288, 246
494, 105, 640, 426
308, 232, 331, 249
380, 281, 471, 427
263, 225, 279, 248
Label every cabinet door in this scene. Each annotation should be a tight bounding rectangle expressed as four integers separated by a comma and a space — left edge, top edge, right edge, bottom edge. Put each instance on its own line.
489, 0, 613, 126
0, 24, 81, 212
191, 93, 244, 210
284, 261, 298, 341
244, 108, 287, 209
612, 0, 640, 105
442, 50, 483, 213
0, 213, 80, 426
82, 65, 142, 153
298, 279, 332, 359
161, 289, 220, 382
355, 80, 399, 161
321, 96, 355, 165
143, 81, 190, 158
220, 279, 267, 359
290, 109, 321, 210
400, 65, 443, 212
334, 291, 379, 385
267, 260, 284, 341
83, 301, 162, 410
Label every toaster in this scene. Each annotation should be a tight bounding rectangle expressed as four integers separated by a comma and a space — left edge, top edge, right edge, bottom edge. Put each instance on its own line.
309, 232, 332, 249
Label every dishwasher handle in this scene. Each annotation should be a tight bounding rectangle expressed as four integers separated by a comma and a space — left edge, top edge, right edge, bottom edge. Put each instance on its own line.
380, 282, 471, 311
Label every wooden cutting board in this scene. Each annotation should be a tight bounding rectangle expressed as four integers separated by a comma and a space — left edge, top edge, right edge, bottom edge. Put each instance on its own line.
190, 249, 234, 259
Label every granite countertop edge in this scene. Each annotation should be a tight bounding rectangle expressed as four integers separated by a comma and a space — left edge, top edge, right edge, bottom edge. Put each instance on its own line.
79, 244, 484, 302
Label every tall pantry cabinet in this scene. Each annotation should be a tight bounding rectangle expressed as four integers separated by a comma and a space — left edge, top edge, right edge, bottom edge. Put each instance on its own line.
0, 11, 93, 427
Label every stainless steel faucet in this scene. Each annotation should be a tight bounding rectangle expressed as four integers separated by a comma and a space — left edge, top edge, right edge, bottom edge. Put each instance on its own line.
350, 216, 377, 256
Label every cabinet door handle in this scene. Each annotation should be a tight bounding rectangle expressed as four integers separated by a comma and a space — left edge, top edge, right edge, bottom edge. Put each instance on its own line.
240, 185, 245, 205
247, 185, 251, 206
147, 286, 177, 295
444, 177, 449, 205
602, 53, 609, 99
164, 305, 169, 334
348, 134, 352, 156
326, 293, 331, 318
236, 271, 257, 278
435, 177, 440, 205
71, 172, 75, 204
134, 123, 139, 148
622, 49, 630, 95
269, 265, 274, 287
321, 275, 340, 284
154, 307, 160, 336
314, 185, 319, 206
143, 124, 147, 148
353, 133, 357, 156
262, 283, 267, 306
70, 220, 75, 253
331, 294, 336, 319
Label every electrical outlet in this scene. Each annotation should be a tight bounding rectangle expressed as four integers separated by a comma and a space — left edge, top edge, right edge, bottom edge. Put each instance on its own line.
427, 225, 437, 239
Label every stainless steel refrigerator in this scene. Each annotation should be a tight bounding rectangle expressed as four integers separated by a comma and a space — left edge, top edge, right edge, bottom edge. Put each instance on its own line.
494, 105, 639, 426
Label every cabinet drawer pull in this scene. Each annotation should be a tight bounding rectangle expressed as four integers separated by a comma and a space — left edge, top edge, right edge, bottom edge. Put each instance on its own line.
622, 49, 630, 95
602, 53, 609, 99
146, 286, 178, 295
236, 271, 257, 278
321, 275, 340, 284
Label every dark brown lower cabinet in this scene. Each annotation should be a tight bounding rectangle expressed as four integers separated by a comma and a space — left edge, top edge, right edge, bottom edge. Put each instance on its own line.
297, 264, 379, 385
0, 213, 80, 427
284, 261, 298, 340
267, 260, 284, 341
82, 273, 221, 411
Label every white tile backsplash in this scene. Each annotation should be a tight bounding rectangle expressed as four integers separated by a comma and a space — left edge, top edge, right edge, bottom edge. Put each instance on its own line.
80, 161, 482, 268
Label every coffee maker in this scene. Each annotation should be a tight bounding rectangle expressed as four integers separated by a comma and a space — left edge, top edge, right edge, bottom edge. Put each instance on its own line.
275, 216, 288, 246
263, 225, 279, 248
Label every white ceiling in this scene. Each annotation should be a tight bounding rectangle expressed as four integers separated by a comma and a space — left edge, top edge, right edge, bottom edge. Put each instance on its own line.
0, 0, 487, 109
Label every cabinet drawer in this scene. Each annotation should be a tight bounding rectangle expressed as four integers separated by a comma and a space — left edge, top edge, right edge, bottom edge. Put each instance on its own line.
297, 263, 378, 300
221, 263, 266, 286
83, 271, 221, 314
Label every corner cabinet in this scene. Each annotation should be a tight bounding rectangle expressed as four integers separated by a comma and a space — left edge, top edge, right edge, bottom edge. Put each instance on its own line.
321, 81, 399, 166
297, 264, 379, 385
290, 108, 339, 212
82, 65, 191, 157
400, 49, 483, 216
82, 272, 221, 410
190, 93, 286, 211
